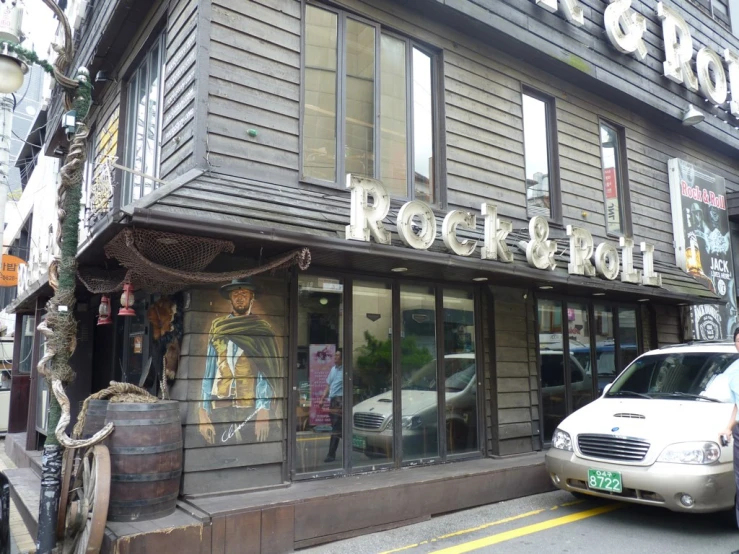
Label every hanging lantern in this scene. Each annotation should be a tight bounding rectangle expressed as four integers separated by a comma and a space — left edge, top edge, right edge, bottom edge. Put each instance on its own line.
97, 295, 112, 326
118, 283, 136, 317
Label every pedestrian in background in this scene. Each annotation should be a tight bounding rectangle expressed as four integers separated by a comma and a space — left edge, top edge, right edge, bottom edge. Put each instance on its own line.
719, 327, 739, 527
321, 349, 343, 463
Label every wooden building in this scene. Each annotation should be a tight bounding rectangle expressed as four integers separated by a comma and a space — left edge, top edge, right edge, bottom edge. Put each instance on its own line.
6, 0, 739, 551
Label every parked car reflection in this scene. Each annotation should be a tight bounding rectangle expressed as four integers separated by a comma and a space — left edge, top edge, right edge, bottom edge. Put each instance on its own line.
352, 354, 477, 459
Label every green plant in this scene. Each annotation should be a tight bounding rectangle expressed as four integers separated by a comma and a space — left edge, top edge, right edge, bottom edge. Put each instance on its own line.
354, 331, 433, 396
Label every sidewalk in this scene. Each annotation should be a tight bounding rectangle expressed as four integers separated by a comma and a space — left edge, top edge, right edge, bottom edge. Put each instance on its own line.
0, 440, 36, 554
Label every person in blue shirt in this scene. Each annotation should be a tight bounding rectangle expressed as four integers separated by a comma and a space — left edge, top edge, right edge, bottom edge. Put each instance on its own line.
320, 349, 343, 463
720, 327, 739, 527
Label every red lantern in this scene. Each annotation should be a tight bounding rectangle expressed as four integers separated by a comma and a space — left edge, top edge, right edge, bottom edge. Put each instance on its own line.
97, 295, 112, 326
118, 283, 136, 317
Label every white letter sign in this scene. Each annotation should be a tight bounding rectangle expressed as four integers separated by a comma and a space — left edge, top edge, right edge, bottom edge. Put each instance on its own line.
640, 242, 663, 287
604, 0, 647, 60
657, 2, 699, 92
481, 203, 513, 263
724, 49, 739, 117
535, 0, 584, 26
397, 201, 436, 250
566, 226, 596, 277
442, 210, 477, 257
519, 216, 557, 271
345, 175, 391, 244
595, 242, 620, 280
696, 47, 728, 105
619, 237, 641, 284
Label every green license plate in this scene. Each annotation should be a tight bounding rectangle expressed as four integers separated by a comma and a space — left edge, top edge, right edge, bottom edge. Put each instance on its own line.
587, 469, 622, 493
352, 435, 366, 449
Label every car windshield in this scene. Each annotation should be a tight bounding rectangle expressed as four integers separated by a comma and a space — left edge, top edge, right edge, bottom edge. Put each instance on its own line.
606, 352, 739, 400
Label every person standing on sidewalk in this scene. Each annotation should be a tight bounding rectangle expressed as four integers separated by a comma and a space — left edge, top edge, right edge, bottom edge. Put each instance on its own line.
321, 350, 343, 463
719, 327, 739, 528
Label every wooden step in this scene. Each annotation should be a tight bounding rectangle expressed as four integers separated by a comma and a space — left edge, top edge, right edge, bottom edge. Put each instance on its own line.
5, 468, 40, 540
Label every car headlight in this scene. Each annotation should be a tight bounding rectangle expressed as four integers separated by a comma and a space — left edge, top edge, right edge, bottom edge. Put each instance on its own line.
657, 442, 721, 465
401, 416, 423, 430
552, 429, 572, 451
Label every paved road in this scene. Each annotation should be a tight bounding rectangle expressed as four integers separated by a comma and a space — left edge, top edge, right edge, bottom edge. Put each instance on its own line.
303, 490, 739, 554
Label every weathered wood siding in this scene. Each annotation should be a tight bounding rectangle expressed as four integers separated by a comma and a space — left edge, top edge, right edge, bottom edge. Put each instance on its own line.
170, 277, 288, 496
201, 0, 739, 268
489, 286, 539, 456
160, 0, 199, 180
654, 304, 683, 346
206, 0, 301, 183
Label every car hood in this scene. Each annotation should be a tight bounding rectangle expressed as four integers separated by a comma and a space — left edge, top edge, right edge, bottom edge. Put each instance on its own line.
559, 397, 734, 464
353, 389, 461, 417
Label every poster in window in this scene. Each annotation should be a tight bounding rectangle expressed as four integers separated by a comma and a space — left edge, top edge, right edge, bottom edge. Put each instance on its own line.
309, 344, 335, 426
668, 158, 737, 340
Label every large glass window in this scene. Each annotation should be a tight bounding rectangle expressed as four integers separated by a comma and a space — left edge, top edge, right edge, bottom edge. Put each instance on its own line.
599, 121, 631, 236
523, 89, 559, 220
296, 276, 344, 474
302, 5, 439, 203
123, 33, 165, 205
538, 299, 641, 441
294, 276, 480, 476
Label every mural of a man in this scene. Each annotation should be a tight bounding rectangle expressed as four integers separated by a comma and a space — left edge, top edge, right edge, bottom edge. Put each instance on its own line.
198, 278, 280, 445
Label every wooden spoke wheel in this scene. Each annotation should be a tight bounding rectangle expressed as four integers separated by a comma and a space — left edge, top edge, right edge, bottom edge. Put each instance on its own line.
57, 448, 76, 540
60, 445, 111, 554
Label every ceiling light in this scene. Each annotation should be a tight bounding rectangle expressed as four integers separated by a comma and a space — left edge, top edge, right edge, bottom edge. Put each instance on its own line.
391, 267, 408, 273
592, 292, 606, 296
638, 298, 650, 302
682, 105, 705, 126
319, 297, 328, 305
539, 285, 554, 290
472, 277, 488, 282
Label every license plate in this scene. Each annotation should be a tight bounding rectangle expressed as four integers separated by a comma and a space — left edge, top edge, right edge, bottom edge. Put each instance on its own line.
352, 435, 366, 449
587, 469, 622, 493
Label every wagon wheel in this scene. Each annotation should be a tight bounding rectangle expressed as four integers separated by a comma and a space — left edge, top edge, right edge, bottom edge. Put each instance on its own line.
57, 447, 77, 540
61, 445, 111, 554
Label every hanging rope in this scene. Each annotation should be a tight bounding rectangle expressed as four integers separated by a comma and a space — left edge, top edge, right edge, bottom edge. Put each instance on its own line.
72, 381, 157, 440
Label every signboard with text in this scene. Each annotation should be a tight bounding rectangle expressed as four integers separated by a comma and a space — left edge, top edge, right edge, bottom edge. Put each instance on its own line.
0, 255, 25, 288
309, 344, 335, 426
668, 158, 737, 339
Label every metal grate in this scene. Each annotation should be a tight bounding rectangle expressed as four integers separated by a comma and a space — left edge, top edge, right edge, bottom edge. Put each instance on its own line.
613, 413, 645, 419
353, 412, 386, 430
577, 434, 650, 462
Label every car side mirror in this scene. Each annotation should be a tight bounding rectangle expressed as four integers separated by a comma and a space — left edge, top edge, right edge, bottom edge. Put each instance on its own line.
602, 383, 613, 397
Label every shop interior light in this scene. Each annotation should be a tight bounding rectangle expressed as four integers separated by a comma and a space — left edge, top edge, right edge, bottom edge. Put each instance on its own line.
319, 297, 328, 305
638, 298, 650, 302
539, 285, 554, 290
391, 267, 408, 272
472, 277, 488, 282
682, 105, 705, 126
592, 292, 606, 296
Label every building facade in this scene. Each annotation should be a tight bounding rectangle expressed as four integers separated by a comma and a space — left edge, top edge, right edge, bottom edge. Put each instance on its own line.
6, 0, 739, 551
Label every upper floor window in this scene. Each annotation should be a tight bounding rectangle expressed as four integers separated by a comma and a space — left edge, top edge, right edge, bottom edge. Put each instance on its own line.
522, 88, 560, 221
691, 0, 730, 26
599, 120, 632, 237
302, 4, 440, 204
123, 33, 165, 205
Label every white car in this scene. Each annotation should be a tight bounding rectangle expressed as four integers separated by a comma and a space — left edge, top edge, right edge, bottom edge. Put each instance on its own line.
545, 342, 739, 516
352, 353, 476, 458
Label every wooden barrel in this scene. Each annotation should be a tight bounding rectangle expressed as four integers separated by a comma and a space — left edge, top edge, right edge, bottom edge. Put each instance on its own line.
104, 400, 183, 522
80, 399, 109, 439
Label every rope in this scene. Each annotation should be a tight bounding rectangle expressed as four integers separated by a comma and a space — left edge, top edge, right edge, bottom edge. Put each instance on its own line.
72, 381, 157, 439
52, 380, 114, 450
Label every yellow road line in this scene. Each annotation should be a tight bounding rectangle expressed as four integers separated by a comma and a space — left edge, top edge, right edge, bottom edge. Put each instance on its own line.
379, 499, 586, 554
430, 503, 622, 554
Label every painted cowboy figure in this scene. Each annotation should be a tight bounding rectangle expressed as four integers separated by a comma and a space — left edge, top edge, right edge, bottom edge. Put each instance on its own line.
198, 278, 280, 445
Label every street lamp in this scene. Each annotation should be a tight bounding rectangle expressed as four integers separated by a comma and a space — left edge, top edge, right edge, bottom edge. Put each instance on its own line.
0, 2, 27, 94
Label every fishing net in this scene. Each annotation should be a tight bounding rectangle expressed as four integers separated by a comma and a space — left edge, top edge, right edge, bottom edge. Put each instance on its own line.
78, 228, 312, 295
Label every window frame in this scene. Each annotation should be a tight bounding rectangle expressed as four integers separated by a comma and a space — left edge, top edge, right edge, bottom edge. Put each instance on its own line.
299, 1, 445, 206
290, 269, 483, 480
691, 0, 731, 27
521, 86, 562, 224
597, 118, 633, 238
121, 32, 166, 207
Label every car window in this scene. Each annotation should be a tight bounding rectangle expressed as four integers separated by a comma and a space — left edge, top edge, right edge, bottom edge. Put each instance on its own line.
445, 364, 475, 392
607, 352, 739, 399
541, 354, 565, 388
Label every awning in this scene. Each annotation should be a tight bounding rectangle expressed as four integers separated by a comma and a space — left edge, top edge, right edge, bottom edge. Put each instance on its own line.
114, 171, 717, 305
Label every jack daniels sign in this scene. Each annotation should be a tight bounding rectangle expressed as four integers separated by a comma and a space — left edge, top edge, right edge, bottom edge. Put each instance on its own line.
669, 159, 737, 340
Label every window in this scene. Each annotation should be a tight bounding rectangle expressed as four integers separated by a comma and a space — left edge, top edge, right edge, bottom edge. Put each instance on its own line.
294, 274, 479, 477
599, 121, 631, 236
537, 299, 641, 441
302, 4, 440, 203
691, 0, 730, 26
123, 33, 165, 205
522, 89, 560, 220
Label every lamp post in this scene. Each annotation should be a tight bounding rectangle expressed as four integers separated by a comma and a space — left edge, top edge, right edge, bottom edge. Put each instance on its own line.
0, 1, 93, 552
